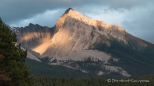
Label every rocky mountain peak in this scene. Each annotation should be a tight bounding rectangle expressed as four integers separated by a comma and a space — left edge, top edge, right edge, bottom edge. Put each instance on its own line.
55, 8, 125, 32
16, 8, 147, 59
64, 8, 74, 13
29, 23, 34, 26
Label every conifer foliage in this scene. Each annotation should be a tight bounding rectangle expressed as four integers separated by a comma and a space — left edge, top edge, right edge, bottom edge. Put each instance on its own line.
0, 18, 33, 86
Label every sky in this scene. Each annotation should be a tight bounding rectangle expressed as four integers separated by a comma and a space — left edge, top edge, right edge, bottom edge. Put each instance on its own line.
0, 0, 154, 43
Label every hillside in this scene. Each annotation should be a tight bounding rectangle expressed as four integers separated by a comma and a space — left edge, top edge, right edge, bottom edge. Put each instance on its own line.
25, 58, 124, 78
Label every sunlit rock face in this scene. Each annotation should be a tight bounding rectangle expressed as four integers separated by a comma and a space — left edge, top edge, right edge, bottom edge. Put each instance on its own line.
41, 8, 126, 60
14, 23, 54, 58
15, 23, 54, 49
39, 8, 146, 60
55, 8, 127, 43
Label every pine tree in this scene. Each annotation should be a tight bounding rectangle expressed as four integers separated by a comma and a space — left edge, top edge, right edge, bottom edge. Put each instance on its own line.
0, 18, 33, 86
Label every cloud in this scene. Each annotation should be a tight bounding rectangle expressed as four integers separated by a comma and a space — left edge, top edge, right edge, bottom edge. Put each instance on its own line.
1, 0, 153, 24
0, 0, 154, 43
121, 3, 154, 43
0, 0, 68, 24
10, 9, 65, 27
81, 6, 127, 25
109, 0, 149, 9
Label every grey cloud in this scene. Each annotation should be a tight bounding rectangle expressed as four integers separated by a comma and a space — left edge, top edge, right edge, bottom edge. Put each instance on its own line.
0, 0, 72, 23
109, 0, 149, 9
122, 8, 154, 43
1, 0, 153, 24
10, 9, 66, 27
0, 0, 154, 43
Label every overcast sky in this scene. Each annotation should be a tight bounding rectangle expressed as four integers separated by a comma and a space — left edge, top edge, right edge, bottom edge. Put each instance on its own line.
0, 0, 154, 43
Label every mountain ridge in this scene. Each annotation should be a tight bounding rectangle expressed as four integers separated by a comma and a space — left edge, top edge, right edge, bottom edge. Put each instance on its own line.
13, 8, 154, 77
56, 8, 125, 31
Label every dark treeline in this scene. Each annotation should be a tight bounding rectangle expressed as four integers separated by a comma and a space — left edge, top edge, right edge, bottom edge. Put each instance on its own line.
32, 75, 154, 86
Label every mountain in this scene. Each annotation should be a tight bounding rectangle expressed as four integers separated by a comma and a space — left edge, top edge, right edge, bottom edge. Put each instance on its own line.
13, 23, 54, 60
14, 8, 154, 77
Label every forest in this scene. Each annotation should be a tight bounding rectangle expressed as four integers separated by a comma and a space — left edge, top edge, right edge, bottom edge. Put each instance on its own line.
32, 75, 154, 86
